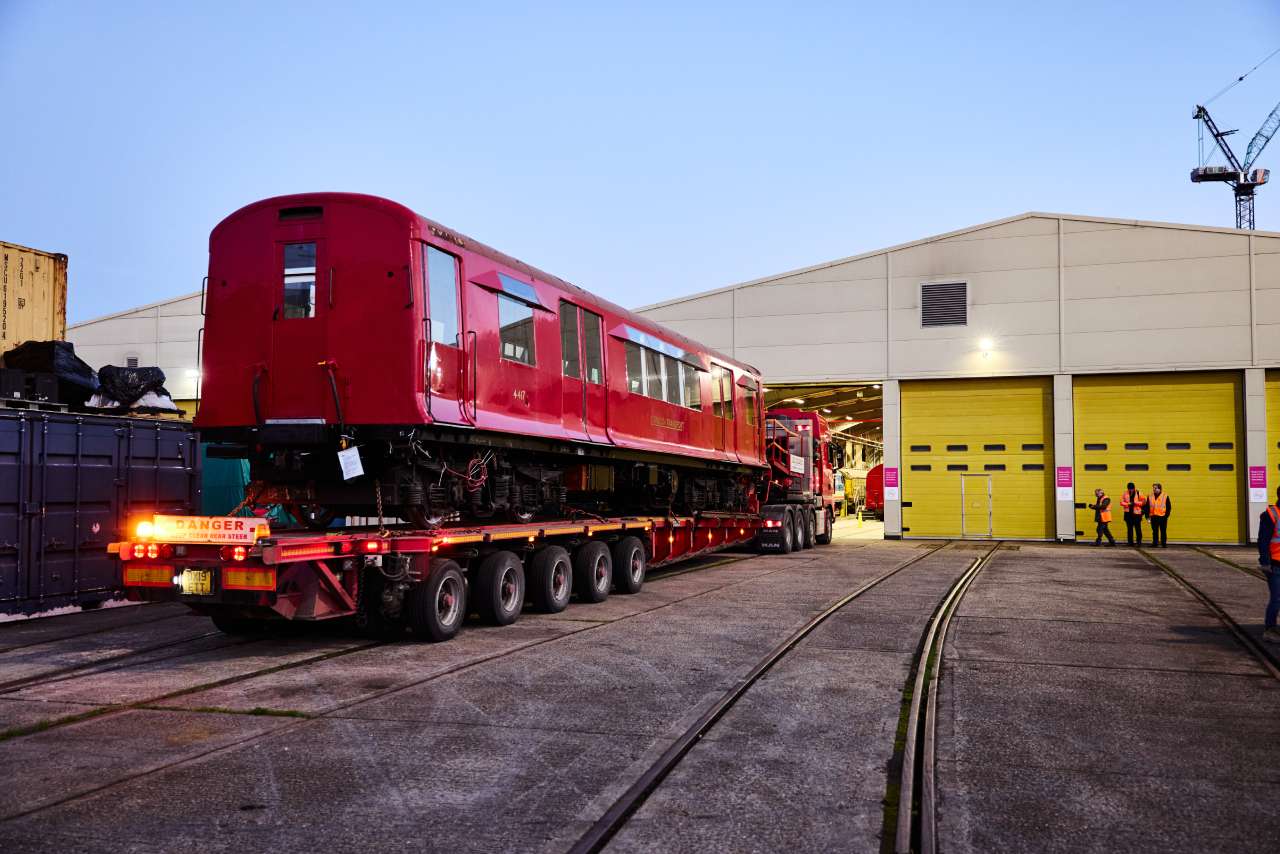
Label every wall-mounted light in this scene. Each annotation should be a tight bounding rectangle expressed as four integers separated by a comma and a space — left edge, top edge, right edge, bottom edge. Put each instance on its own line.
979, 337, 994, 359
872, 383, 881, 389
822, 408, 832, 413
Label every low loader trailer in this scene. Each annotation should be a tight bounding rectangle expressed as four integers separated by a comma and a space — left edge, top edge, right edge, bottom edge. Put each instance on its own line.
113, 511, 776, 642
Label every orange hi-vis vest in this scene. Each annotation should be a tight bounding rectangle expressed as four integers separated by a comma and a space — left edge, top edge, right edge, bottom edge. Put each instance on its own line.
1098, 495, 1112, 524
1269, 506, 1280, 561
1121, 490, 1145, 513
1149, 493, 1168, 517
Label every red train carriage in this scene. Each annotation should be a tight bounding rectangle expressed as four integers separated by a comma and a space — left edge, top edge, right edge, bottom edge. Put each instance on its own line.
198, 193, 766, 527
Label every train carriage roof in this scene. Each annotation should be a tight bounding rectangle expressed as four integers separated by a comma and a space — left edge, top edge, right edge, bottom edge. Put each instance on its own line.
214, 192, 761, 379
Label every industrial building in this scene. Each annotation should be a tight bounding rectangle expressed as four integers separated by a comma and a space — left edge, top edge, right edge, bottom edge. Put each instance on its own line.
638, 212, 1280, 544
66, 291, 202, 413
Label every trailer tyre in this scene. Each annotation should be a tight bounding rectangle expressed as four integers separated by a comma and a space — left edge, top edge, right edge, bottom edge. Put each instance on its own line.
528, 546, 573, 613
611, 536, 646, 594
815, 509, 833, 545
407, 559, 466, 642
475, 551, 525, 626
573, 541, 612, 603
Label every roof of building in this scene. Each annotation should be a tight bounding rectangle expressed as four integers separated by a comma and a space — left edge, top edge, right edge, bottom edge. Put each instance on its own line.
636, 211, 1280, 313
69, 291, 202, 328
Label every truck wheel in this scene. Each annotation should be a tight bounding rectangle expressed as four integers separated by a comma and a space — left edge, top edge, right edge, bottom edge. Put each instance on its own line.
475, 551, 525, 626
528, 546, 573, 613
816, 509, 833, 545
611, 536, 646, 594
802, 511, 817, 549
573, 541, 612, 603
778, 511, 795, 554
790, 509, 805, 552
407, 559, 466, 642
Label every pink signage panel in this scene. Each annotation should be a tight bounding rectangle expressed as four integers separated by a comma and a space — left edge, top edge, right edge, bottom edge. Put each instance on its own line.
1056, 466, 1073, 488
884, 467, 899, 488
1249, 466, 1267, 489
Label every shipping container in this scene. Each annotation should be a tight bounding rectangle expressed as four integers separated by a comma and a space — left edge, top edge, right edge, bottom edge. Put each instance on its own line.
0, 240, 67, 354
0, 409, 200, 615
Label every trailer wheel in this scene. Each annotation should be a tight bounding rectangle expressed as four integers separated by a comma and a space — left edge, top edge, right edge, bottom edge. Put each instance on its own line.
209, 610, 266, 635
475, 551, 525, 626
802, 510, 817, 549
611, 536, 646, 594
573, 541, 612, 603
815, 509, 833, 545
407, 559, 466, 642
528, 546, 573, 613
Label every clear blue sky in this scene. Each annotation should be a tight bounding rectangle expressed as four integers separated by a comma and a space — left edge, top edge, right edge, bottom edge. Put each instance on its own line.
2, 1, 1279, 323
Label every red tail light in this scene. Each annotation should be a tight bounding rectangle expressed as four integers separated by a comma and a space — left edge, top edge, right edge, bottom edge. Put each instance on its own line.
158, 544, 175, 559
219, 545, 248, 562
146, 543, 159, 559
360, 539, 389, 554
132, 543, 147, 559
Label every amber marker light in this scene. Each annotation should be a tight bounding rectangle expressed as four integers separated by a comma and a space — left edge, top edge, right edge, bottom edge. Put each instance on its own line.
135, 520, 155, 539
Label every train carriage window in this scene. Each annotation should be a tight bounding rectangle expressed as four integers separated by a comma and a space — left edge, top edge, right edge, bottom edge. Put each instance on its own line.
743, 383, 758, 426
497, 295, 535, 365
661, 355, 681, 405
582, 311, 603, 384
625, 342, 643, 393
711, 366, 733, 419
680, 363, 702, 409
282, 242, 317, 319
559, 302, 580, 378
643, 349, 664, 400
424, 246, 460, 345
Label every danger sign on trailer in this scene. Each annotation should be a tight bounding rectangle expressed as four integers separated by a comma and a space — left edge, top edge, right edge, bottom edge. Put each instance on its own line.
151, 515, 269, 544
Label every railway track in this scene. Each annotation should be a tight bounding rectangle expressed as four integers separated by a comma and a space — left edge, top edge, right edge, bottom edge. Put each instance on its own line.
564, 541, 953, 854
891, 543, 1000, 854
0, 604, 189, 655
1189, 544, 1268, 581
1140, 548, 1280, 680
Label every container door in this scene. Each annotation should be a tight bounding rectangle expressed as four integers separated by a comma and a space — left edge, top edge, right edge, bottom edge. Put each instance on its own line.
559, 301, 589, 441
269, 238, 329, 421
422, 244, 468, 425
0, 415, 22, 606
961, 474, 992, 539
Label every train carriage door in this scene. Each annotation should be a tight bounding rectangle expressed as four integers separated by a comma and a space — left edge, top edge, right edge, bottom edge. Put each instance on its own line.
581, 309, 607, 442
711, 364, 733, 455
422, 244, 468, 425
269, 238, 329, 420
559, 301, 589, 441
736, 376, 761, 466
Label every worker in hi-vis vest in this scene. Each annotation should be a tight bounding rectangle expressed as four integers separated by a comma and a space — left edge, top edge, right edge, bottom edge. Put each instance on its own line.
1253, 487, 1280, 645
1146, 483, 1171, 548
1089, 488, 1115, 546
1119, 482, 1146, 546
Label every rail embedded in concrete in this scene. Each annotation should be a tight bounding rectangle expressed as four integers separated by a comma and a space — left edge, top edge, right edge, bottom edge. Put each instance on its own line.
895, 543, 1000, 854
566, 541, 952, 854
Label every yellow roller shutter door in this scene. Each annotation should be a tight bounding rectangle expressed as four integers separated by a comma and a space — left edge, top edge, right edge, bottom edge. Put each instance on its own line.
1073, 372, 1243, 544
901, 377, 1054, 539
1265, 371, 1280, 505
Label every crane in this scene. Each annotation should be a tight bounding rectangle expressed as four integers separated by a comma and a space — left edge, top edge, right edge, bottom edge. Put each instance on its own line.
1191, 101, 1280, 229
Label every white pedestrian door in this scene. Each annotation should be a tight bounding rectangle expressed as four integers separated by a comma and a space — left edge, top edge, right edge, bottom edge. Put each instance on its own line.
961, 474, 992, 539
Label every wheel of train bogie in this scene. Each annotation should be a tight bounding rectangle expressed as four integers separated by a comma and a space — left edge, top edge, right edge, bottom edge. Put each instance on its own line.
288, 503, 337, 531
573, 541, 613, 603
802, 510, 817, 549
475, 551, 526, 626
815, 509, 833, 545
611, 536, 646, 595
406, 559, 467, 642
528, 546, 573, 613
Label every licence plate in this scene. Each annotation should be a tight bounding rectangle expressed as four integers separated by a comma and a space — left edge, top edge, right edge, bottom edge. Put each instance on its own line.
179, 569, 213, 596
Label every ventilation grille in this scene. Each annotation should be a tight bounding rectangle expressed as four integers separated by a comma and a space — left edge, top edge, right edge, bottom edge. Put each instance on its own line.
921, 282, 967, 327
279, 205, 323, 221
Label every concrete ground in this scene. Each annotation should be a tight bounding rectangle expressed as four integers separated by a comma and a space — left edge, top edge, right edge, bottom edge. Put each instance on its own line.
0, 541, 1274, 852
